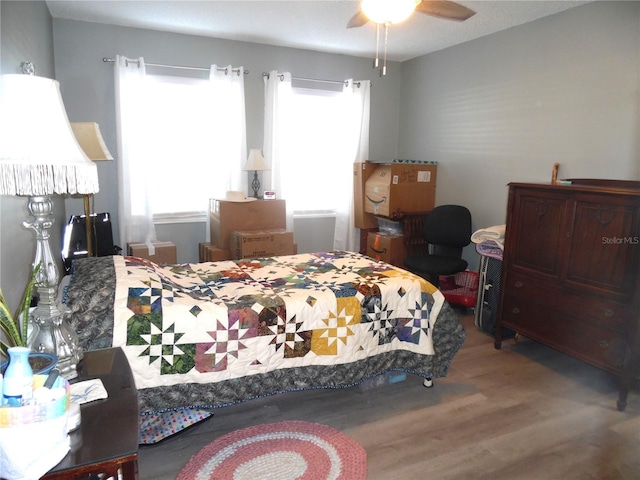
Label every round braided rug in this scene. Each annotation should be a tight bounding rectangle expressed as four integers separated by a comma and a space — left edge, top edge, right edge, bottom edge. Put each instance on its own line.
176, 420, 367, 480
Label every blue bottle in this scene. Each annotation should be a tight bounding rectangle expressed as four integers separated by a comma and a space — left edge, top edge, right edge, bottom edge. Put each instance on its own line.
2, 346, 34, 406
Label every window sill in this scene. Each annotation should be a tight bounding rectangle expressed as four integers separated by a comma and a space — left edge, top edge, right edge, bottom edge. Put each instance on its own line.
293, 210, 336, 219
153, 212, 207, 224
152, 210, 336, 225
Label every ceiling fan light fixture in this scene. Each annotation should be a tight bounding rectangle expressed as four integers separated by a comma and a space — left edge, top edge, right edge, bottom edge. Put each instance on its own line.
361, 0, 418, 25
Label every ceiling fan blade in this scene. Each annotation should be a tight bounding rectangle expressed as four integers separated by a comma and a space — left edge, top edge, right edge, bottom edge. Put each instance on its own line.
347, 10, 370, 28
416, 1, 476, 21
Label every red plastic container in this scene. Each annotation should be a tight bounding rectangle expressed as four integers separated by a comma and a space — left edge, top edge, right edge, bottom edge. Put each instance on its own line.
438, 270, 479, 308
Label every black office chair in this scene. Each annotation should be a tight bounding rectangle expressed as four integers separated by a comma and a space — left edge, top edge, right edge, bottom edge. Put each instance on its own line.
61, 213, 122, 273
403, 205, 472, 287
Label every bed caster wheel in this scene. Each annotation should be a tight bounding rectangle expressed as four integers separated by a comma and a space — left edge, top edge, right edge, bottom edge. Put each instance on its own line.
423, 377, 433, 388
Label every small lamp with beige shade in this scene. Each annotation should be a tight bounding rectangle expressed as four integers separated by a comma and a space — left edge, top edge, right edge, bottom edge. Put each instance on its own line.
70, 122, 113, 256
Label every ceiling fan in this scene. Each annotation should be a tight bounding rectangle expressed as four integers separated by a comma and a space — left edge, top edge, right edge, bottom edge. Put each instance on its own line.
348, 0, 476, 76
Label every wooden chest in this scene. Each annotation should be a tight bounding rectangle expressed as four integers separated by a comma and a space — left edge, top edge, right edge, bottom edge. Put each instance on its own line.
495, 180, 640, 411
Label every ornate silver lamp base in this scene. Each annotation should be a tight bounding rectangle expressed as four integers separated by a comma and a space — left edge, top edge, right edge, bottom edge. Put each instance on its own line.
24, 195, 82, 379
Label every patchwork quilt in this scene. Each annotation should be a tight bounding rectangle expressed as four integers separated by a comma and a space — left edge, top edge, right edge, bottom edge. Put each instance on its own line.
116, 251, 442, 387
66, 251, 466, 416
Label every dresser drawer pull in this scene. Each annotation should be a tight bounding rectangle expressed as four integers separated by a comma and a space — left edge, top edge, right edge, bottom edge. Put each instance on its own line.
603, 309, 614, 318
599, 341, 610, 349
512, 307, 520, 314
514, 281, 523, 288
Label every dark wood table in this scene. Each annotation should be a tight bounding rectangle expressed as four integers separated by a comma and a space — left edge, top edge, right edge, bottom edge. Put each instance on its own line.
42, 347, 139, 480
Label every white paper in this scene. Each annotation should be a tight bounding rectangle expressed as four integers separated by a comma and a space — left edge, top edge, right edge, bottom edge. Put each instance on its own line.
417, 171, 431, 182
70, 378, 108, 404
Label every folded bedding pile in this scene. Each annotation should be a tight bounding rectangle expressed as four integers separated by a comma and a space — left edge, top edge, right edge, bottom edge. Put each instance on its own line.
472, 224, 505, 260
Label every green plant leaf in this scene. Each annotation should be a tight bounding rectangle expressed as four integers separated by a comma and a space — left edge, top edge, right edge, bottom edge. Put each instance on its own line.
0, 263, 40, 357
0, 296, 21, 357
18, 263, 40, 345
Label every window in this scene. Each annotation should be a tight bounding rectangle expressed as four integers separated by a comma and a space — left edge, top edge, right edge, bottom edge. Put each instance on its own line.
141, 74, 246, 222
116, 63, 245, 230
263, 71, 369, 251
132, 75, 222, 221
279, 86, 358, 215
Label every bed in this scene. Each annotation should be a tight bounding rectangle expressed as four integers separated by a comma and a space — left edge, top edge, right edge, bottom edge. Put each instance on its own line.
64, 251, 466, 442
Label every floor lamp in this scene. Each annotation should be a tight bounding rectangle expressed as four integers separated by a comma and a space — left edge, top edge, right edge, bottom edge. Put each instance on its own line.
70, 122, 114, 257
0, 72, 99, 379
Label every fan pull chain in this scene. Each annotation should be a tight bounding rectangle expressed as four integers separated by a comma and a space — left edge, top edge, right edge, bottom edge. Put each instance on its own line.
381, 23, 389, 77
374, 23, 380, 69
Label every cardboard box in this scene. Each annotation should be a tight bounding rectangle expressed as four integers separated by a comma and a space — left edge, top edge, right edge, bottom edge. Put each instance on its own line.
358, 227, 377, 255
230, 229, 295, 260
198, 242, 207, 262
207, 246, 231, 262
353, 162, 378, 229
210, 199, 286, 249
364, 164, 437, 217
198, 243, 231, 262
366, 232, 407, 268
128, 241, 177, 264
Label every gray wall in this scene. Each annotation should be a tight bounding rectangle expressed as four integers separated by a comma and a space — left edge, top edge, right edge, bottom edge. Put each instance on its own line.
52, 19, 403, 262
399, 1, 640, 269
0, 1, 60, 309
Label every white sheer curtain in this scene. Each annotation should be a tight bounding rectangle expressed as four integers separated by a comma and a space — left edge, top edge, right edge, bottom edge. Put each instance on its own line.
263, 71, 294, 231
114, 58, 247, 248
114, 55, 158, 252
208, 65, 247, 199
334, 79, 370, 252
263, 71, 370, 250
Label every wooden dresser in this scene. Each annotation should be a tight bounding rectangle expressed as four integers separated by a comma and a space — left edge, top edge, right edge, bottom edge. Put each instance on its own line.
495, 180, 640, 411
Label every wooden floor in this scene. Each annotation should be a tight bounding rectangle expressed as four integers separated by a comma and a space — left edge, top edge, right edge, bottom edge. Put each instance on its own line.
138, 313, 639, 479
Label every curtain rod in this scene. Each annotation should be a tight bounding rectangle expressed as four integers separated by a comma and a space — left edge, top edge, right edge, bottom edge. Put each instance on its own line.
261, 72, 361, 88
102, 57, 248, 75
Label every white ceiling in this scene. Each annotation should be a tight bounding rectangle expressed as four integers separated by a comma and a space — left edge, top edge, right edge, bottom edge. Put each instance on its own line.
46, 0, 593, 62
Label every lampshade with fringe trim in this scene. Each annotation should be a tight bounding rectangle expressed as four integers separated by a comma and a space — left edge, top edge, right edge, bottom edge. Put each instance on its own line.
0, 74, 99, 196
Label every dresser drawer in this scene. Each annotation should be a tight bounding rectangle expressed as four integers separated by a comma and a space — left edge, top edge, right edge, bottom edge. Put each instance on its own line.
501, 295, 629, 373
503, 271, 632, 332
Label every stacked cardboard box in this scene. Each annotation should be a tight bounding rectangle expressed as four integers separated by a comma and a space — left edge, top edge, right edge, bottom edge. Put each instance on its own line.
364, 163, 437, 217
353, 161, 378, 229
366, 232, 407, 268
229, 230, 296, 260
127, 241, 177, 264
210, 199, 286, 249
198, 243, 231, 262
207, 198, 295, 261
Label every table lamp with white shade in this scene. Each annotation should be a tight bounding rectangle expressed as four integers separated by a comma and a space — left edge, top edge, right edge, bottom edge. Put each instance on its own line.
243, 149, 269, 198
0, 71, 99, 379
